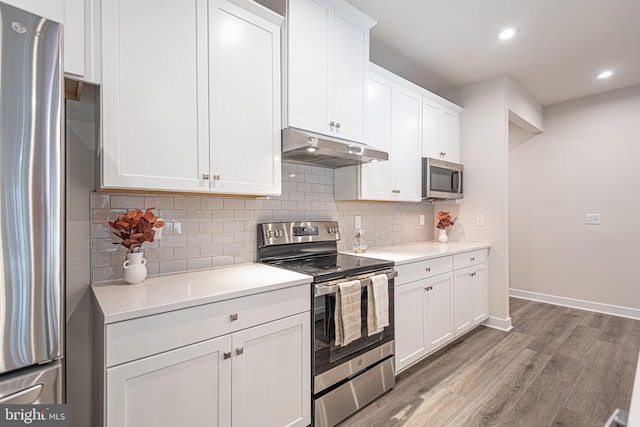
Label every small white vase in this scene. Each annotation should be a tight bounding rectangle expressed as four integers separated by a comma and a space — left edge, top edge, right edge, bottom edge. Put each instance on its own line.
437, 229, 448, 243
123, 252, 148, 285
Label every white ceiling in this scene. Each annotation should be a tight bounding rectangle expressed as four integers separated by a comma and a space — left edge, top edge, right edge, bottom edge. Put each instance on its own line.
347, 0, 640, 106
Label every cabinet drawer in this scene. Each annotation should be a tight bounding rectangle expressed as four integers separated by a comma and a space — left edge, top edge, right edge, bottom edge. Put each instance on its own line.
396, 256, 452, 285
453, 249, 487, 270
106, 285, 309, 367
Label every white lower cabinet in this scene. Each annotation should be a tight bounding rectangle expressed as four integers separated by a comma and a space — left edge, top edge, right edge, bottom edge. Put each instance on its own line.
98, 285, 311, 427
107, 335, 233, 427
394, 248, 488, 373
395, 272, 454, 372
454, 263, 488, 337
231, 314, 310, 427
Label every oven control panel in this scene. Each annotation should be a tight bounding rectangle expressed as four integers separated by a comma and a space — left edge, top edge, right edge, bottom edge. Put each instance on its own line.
258, 221, 340, 247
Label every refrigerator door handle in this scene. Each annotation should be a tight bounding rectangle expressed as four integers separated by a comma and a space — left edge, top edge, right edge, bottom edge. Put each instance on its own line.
0, 384, 43, 404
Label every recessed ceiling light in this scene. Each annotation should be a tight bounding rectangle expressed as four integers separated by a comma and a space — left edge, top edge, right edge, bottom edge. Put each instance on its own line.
498, 27, 517, 40
306, 147, 317, 152
597, 70, 614, 79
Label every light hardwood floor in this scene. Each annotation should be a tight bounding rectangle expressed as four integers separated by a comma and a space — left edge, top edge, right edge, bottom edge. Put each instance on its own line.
339, 298, 640, 427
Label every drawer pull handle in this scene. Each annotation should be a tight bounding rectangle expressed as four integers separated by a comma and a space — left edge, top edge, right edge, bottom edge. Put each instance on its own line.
223, 351, 231, 360
470, 257, 475, 261
425, 267, 431, 272
230, 313, 238, 321
424, 286, 433, 291
236, 347, 244, 356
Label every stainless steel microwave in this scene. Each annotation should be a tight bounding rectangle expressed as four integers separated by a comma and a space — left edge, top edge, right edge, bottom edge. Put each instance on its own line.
422, 158, 464, 200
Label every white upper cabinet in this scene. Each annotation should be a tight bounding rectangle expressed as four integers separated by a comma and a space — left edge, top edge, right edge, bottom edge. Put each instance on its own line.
100, 0, 282, 196
334, 65, 421, 202
422, 97, 462, 163
356, 71, 393, 200
391, 84, 422, 201
101, 0, 209, 192
208, 0, 282, 195
5, 0, 100, 82
63, 0, 100, 82
286, 0, 375, 143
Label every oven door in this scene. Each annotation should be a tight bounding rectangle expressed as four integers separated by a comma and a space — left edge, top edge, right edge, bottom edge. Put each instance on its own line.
313, 273, 395, 377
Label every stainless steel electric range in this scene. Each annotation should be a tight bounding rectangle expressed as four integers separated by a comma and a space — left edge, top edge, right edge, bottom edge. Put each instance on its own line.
257, 221, 397, 427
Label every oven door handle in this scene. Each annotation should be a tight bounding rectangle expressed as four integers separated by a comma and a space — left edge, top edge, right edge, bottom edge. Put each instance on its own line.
314, 270, 397, 297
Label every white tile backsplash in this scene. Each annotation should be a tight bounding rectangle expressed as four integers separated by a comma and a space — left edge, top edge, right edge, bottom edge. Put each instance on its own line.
91, 163, 435, 282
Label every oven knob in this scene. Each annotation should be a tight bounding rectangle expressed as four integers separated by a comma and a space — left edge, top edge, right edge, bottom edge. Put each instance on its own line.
275, 229, 282, 237
266, 230, 273, 238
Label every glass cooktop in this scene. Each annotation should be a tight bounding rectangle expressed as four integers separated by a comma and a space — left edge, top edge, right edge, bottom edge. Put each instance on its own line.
268, 253, 393, 282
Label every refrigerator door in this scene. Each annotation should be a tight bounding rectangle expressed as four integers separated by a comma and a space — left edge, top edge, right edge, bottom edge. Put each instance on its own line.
0, 3, 64, 375
0, 360, 62, 404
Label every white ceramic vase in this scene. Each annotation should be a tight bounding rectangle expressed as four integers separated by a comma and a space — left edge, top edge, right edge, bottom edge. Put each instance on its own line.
123, 252, 147, 284
437, 229, 448, 243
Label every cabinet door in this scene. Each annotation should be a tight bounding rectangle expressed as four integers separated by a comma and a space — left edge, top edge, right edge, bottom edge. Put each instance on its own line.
209, 0, 282, 196
470, 263, 488, 324
359, 72, 393, 199
287, 0, 333, 136
439, 107, 460, 163
394, 280, 428, 372
106, 335, 232, 427
425, 273, 455, 351
331, 0, 370, 143
391, 85, 422, 201
232, 313, 311, 427
101, 0, 209, 192
421, 98, 440, 159
453, 266, 473, 337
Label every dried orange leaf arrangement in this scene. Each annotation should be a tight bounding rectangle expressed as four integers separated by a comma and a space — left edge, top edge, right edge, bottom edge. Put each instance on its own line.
108, 207, 165, 253
436, 211, 454, 229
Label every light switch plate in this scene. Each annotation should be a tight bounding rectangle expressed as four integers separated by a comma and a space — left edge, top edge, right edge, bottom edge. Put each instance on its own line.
355, 215, 361, 229
476, 214, 485, 226
586, 214, 601, 225
419, 215, 425, 225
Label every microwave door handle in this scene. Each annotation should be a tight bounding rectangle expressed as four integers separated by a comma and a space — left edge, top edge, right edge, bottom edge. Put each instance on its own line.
453, 171, 462, 194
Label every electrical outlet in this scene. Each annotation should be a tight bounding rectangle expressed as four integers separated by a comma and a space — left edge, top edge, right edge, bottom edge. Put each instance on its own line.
419, 215, 425, 225
355, 215, 361, 229
586, 214, 601, 225
476, 214, 485, 226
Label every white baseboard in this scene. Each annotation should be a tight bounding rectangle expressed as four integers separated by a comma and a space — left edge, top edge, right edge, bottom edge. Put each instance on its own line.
482, 316, 513, 332
509, 288, 640, 320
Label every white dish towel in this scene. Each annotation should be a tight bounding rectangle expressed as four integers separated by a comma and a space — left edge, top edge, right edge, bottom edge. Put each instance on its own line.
367, 274, 389, 336
334, 280, 362, 347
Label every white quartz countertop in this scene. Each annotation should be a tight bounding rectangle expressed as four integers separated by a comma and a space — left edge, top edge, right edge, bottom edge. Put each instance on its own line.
91, 263, 312, 324
342, 241, 491, 265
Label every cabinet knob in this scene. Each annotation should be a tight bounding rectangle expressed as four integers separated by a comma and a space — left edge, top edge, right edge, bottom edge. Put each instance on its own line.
425, 267, 431, 272
223, 351, 231, 360
203, 173, 210, 180
229, 313, 238, 321
236, 347, 244, 356
329, 121, 335, 127
335, 122, 341, 129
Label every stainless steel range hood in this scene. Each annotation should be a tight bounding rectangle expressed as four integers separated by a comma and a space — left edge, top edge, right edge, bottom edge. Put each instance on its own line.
282, 128, 389, 168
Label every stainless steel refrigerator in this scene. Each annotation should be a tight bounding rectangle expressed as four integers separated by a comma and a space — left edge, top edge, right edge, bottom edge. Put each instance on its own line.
0, 2, 64, 404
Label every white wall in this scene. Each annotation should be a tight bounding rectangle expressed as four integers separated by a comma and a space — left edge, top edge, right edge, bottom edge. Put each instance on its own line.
443, 75, 542, 328
510, 84, 640, 316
